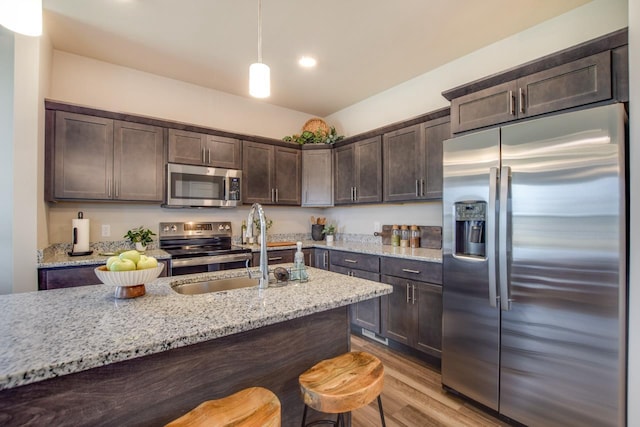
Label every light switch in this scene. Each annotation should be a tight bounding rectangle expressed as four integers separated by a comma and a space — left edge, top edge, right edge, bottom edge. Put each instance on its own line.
374, 222, 381, 232
102, 224, 111, 237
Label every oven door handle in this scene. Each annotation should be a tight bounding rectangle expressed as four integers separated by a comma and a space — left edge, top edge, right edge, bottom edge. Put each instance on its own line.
171, 252, 252, 268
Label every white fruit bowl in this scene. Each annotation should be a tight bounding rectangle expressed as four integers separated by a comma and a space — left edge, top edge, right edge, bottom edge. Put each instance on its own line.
94, 264, 164, 287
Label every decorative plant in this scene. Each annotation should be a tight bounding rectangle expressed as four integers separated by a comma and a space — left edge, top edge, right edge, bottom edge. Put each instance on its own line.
322, 223, 336, 236
282, 126, 344, 145
253, 217, 273, 232
124, 226, 156, 246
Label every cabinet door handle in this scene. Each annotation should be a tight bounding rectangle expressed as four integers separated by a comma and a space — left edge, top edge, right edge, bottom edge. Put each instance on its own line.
208, 149, 211, 164
412, 284, 416, 305
268, 256, 283, 261
406, 283, 411, 304
275, 188, 279, 203
519, 87, 525, 114
421, 179, 425, 197
323, 252, 328, 268
402, 268, 420, 274
107, 179, 112, 198
202, 147, 206, 163
350, 187, 354, 201
271, 188, 275, 203
509, 90, 515, 115
415, 180, 420, 197
344, 259, 358, 264
354, 187, 357, 201
114, 180, 119, 198
305, 190, 308, 203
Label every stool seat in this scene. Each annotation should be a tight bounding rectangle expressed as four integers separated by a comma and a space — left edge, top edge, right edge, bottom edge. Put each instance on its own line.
165, 386, 280, 427
299, 351, 384, 414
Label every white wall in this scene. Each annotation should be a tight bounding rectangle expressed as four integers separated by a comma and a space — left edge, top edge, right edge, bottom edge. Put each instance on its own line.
626, 0, 638, 424
49, 51, 315, 140
327, 0, 628, 136
0, 27, 14, 295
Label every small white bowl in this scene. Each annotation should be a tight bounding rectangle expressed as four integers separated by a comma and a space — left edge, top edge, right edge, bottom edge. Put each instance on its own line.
94, 264, 164, 287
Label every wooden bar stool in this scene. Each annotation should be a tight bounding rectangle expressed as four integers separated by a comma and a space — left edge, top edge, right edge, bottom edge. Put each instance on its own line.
299, 351, 386, 427
165, 386, 281, 427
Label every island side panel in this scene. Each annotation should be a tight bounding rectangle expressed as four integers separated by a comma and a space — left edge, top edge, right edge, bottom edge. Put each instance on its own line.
0, 307, 350, 426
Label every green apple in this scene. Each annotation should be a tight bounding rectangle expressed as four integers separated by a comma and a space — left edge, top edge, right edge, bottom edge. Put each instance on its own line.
119, 250, 141, 265
106, 256, 120, 269
109, 258, 136, 271
137, 255, 158, 270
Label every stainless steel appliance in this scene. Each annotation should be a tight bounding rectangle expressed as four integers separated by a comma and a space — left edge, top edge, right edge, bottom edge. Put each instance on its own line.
164, 163, 241, 208
159, 221, 251, 276
442, 103, 627, 427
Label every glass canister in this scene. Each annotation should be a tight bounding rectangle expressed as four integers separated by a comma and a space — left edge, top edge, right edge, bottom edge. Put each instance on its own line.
410, 225, 420, 248
391, 225, 401, 247
400, 225, 409, 247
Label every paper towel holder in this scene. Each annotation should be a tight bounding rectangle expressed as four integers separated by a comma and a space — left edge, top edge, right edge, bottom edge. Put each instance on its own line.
68, 211, 94, 257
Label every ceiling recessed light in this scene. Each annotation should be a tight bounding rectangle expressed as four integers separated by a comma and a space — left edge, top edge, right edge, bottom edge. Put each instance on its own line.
298, 56, 317, 68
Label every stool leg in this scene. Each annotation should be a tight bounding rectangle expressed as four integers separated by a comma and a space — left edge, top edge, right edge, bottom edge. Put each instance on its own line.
377, 395, 386, 427
337, 413, 343, 427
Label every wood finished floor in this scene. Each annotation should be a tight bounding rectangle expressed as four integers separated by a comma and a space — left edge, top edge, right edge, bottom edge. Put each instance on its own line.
350, 335, 509, 427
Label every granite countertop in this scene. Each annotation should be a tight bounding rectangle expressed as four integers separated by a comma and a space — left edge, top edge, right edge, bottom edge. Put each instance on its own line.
38, 249, 172, 269
245, 240, 443, 263
0, 266, 391, 391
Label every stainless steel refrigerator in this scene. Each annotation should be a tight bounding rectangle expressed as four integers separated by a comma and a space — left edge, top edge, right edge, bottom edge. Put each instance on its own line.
441, 103, 627, 427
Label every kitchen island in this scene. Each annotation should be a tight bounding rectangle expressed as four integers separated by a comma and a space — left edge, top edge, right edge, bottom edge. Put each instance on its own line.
0, 266, 391, 426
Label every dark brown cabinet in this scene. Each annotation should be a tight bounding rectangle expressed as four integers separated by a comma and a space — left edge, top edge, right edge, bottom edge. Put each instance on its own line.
311, 248, 330, 270
450, 51, 613, 133
380, 257, 443, 358
38, 260, 169, 290
168, 129, 241, 169
383, 118, 450, 202
48, 112, 164, 202
242, 141, 301, 205
329, 251, 381, 333
334, 136, 382, 205
302, 148, 333, 207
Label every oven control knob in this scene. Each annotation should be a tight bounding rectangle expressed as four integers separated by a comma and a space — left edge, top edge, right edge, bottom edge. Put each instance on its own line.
171, 225, 178, 232
218, 224, 224, 231
224, 225, 230, 230
163, 225, 170, 232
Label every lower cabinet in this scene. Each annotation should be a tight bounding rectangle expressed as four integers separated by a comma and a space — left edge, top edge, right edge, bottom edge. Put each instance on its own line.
311, 248, 330, 270
252, 248, 311, 266
38, 260, 169, 291
380, 258, 443, 358
329, 251, 381, 334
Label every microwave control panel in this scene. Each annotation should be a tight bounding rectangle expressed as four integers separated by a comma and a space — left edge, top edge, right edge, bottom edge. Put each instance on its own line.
229, 177, 241, 200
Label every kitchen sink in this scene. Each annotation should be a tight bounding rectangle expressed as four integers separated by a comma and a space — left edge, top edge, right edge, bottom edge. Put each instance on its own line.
171, 276, 259, 295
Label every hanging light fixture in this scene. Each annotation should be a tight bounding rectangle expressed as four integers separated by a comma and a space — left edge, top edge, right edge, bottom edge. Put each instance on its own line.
0, 0, 43, 37
249, 0, 270, 98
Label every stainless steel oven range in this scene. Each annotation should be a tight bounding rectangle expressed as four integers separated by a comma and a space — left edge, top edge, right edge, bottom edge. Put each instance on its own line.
159, 221, 251, 276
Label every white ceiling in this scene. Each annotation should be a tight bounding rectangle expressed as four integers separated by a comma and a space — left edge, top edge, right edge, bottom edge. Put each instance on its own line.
42, 0, 591, 117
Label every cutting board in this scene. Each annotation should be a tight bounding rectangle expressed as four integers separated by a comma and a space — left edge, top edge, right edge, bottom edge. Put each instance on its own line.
379, 225, 442, 249
266, 241, 297, 247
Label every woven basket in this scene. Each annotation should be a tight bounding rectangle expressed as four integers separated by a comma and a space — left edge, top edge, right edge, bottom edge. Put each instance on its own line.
302, 118, 330, 136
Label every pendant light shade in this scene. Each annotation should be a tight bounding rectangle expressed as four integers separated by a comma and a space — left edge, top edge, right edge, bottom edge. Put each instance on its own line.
250, 62, 270, 98
249, 0, 270, 98
0, 0, 42, 37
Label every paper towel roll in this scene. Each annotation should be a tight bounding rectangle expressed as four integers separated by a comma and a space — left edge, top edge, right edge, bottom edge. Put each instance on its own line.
71, 218, 90, 253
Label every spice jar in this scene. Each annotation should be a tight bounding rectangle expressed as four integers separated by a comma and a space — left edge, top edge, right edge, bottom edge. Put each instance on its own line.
410, 225, 420, 248
400, 225, 409, 247
391, 225, 400, 247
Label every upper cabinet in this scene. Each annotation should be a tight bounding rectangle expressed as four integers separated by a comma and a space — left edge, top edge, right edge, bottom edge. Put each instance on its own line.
242, 141, 301, 205
168, 129, 241, 169
334, 136, 382, 205
450, 51, 612, 133
382, 117, 450, 202
47, 111, 164, 202
302, 148, 333, 207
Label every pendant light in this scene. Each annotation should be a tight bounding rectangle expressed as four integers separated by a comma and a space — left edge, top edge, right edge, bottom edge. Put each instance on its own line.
249, 0, 270, 98
0, 0, 42, 37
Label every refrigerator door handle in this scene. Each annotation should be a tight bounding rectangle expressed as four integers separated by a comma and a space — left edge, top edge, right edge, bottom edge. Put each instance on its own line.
499, 165, 511, 311
488, 167, 499, 308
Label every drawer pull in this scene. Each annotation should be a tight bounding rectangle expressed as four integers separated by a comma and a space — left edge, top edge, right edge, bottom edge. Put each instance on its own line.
268, 256, 283, 261
344, 259, 358, 264
402, 268, 420, 274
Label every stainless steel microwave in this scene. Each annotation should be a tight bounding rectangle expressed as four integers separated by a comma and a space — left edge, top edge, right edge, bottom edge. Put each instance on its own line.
165, 163, 241, 208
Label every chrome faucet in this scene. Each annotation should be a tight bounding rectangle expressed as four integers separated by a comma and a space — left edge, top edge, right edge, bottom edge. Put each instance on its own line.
246, 203, 269, 289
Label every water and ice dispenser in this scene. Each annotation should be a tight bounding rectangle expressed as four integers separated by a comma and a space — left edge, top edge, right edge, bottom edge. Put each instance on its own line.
454, 201, 486, 258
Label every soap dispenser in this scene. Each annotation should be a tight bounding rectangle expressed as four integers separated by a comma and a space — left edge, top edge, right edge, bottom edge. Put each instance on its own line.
290, 241, 309, 282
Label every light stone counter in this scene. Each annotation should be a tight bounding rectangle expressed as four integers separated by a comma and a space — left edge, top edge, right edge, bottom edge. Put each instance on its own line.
0, 265, 391, 391
245, 240, 442, 263
38, 248, 171, 269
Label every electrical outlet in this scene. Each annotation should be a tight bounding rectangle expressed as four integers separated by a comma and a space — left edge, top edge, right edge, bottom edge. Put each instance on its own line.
374, 222, 381, 232
101, 224, 111, 237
